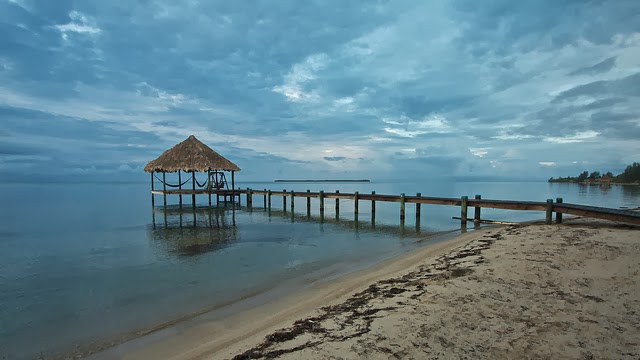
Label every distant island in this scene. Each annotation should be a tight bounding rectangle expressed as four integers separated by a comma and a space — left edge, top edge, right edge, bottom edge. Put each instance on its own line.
549, 162, 640, 184
274, 179, 371, 183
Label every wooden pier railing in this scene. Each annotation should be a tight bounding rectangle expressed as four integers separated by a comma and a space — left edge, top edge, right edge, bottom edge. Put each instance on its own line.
151, 188, 640, 226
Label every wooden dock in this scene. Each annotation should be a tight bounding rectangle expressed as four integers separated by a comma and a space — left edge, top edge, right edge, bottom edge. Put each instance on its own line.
151, 188, 640, 226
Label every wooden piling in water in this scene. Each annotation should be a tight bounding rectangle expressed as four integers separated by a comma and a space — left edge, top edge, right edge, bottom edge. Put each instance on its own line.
460, 196, 468, 224
546, 199, 553, 224
290, 190, 295, 212
415, 192, 421, 221
354, 191, 359, 216
371, 191, 376, 225
335, 190, 340, 217
474, 194, 481, 222
283, 189, 287, 212
306, 190, 311, 217
400, 193, 406, 224
556, 197, 563, 224
247, 188, 253, 210
319, 191, 325, 222
267, 190, 272, 212
263, 189, 267, 209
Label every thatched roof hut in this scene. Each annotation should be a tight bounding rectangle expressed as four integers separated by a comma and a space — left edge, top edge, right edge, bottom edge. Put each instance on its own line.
144, 135, 240, 173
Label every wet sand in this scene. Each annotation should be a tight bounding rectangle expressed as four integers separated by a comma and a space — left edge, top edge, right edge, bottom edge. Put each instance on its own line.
109, 218, 640, 359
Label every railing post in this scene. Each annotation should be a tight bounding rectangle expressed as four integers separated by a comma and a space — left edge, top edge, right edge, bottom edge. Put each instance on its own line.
556, 197, 563, 224
474, 194, 481, 222
545, 199, 553, 224
306, 190, 311, 217
319, 191, 325, 222
460, 196, 468, 224
282, 189, 286, 212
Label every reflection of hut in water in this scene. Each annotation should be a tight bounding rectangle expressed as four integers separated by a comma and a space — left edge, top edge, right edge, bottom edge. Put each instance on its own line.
144, 135, 241, 207
149, 207, 238, 257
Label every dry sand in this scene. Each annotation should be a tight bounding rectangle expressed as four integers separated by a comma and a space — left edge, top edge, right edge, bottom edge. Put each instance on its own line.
115, 218, 640, 360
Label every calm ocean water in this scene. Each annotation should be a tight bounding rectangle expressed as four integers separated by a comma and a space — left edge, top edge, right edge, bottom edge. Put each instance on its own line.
1, 180, 638, 359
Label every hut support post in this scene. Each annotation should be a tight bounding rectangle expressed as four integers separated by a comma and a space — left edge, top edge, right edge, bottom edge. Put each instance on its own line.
207, 170, 211, 207
546, 199, 553, 225
151, 172, 155, 207
191, 171, 196, 209
178, 170, 182, 206
460, 196, 468, 224
306, 190, 311, 217
556, 197, 563, 224
319, 191, 325, 222
162, 172, 167, 207
474, 195, 481, 222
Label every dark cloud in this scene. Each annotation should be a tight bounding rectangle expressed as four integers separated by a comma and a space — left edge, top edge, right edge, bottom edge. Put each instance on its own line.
568, 57, 617, 76
323, 156, 346, 161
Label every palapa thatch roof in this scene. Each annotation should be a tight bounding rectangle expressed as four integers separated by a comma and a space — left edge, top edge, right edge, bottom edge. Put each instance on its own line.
144, 135, 240, 173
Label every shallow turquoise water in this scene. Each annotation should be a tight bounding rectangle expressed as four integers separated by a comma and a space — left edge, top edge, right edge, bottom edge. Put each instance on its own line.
0, 180, 638, 359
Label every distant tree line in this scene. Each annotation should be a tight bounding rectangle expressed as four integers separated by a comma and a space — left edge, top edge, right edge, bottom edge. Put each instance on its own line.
549, 162, 640, 184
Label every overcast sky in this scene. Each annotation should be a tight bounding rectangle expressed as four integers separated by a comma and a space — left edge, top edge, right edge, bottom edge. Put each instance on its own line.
1, 0, 639, 181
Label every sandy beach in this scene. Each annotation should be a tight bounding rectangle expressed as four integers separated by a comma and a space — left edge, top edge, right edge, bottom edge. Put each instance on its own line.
107, 218, 640, 359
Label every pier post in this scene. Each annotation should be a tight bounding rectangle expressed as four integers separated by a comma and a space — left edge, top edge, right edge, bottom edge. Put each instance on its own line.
178, 170, 183, 206
283, 189, 287, 213
267, 190, 272, 212
216, 193, 220, 206
400, 193, 406, 225
415, 192, 421, 221
306, 190, 311, 217
191, 171, 196, 209
319, 191, 325, 222
162, 172, 167, 207
354, 191, 359, 217
460, 196, 468, 224
247, 188, 252, 211
150, 172, 155, 208
474, 195, 481, 223
371, 191, 376, 226
263, 189, 267, 210
335, 190, 340, 218
546, 199, 553, 224
556, 197, 563, 224
290, 190, 295, 213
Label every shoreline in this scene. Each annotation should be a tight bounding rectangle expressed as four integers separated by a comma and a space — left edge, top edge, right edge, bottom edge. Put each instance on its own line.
88, 227, 488, 360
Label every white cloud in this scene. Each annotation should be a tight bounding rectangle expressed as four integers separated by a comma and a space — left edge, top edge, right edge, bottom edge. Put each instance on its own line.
272, 53, 329, 102
539, 161, 556, 166
543, 130, 600, 144
469, 148, 489, 157
55, 11, 101, 41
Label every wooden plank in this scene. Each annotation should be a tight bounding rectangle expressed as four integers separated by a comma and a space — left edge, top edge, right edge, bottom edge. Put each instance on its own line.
467, 199, 547, 211
554, 203, 640, 225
